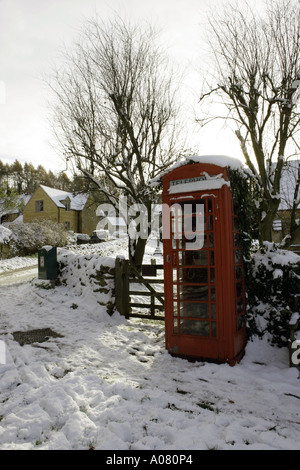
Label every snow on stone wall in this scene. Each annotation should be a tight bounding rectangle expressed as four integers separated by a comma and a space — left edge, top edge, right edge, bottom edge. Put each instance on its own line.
57, 249, 116, 316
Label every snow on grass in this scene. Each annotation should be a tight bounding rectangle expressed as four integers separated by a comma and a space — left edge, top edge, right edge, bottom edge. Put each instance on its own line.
0, 255, 37, 273
0, 238, 300, 450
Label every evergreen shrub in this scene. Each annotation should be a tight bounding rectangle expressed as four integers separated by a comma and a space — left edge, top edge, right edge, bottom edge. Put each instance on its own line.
246, 242, 300, 347
228, 167, 300, 348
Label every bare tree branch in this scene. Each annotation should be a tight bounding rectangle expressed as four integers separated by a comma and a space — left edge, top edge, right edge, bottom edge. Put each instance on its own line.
199, 0, 300, 243
48, 15, 188, 264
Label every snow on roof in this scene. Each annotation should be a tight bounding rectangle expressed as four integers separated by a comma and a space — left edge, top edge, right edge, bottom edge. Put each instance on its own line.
150, 155, 244, 186
168, 155, 243, 174
184, 155, 243, 169
40, 185, 89, 211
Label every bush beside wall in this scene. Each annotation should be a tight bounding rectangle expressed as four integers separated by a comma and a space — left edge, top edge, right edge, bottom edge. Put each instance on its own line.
2, 220, 71, 258
246, 242, 300, 348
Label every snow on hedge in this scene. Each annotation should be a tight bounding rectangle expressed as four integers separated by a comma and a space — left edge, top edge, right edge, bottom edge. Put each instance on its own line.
251, 241, 300, 272
0, 225, 12, 244
247, 242, 300, 347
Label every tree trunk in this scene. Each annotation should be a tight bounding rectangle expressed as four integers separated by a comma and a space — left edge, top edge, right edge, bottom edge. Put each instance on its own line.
128, 236, 147, 268
259, 217, 273, 243
258, 199, 280, 244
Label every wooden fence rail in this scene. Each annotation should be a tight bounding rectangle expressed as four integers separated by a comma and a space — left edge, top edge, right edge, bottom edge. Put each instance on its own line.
115, 257, 165, 321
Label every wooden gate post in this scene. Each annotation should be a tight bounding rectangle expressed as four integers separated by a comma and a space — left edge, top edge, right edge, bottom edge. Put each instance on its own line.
115, 257, 130, 317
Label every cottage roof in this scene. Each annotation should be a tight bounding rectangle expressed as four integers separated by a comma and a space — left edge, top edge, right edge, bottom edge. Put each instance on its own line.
40, 185, 89, 211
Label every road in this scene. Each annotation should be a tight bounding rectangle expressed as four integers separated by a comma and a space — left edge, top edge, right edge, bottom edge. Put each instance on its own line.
0, 265, 38, 287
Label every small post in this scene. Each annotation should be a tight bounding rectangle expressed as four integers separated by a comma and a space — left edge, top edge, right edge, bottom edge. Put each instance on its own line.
115, 257, 130, 317
150, 291, 155, 318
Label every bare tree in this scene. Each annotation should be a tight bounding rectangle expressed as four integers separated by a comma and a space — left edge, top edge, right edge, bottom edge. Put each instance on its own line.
49, 16, 187, 265
199, 0, 300, 245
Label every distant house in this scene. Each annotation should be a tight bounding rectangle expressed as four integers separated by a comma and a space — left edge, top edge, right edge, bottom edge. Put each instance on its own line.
23, 185, 100, 235
102, 216, 127, 234
0, 194, 31, 225
272, 160, 300, 251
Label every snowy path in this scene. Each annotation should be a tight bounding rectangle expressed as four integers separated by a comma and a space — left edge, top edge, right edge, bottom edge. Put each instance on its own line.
0, 277, 300, 450
0, 265, 38, 287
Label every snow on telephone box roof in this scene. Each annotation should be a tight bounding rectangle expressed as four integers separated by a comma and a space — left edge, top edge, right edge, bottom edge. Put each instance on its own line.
150, 155, 244, 190
40, 185, 89, 211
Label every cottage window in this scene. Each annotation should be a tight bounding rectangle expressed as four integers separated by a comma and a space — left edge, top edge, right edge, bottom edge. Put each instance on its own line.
272, 219, 282, 231
35, 200, 44, 213
65, 200, 71, 212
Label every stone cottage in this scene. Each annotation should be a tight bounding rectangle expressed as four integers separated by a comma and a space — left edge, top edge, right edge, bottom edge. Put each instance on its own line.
23, 185, 100, 235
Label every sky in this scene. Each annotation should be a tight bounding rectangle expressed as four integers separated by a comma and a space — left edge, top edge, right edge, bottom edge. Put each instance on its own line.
0, 0, 244, 173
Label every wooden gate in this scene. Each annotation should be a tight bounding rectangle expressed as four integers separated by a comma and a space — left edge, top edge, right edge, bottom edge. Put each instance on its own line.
115, 257, 164, 320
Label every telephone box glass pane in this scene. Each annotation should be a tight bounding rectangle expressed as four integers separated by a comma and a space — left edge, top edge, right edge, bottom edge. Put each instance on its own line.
235, 249, 242, 263
173, 284, 177, 297
234, 232, 241, 247
237, 314, 245, 330
180, 319, 210, 336
236, 282, 243, 298
182, 251, 208, 266
180, 250, 207, 266
179, 268, 209, 283
180, 285, 209, 301
211, 286, 216, 301
179, 302, 209, 318
211, 303, 216, 319
236, 266, 242, 280
237, 298, 244, 314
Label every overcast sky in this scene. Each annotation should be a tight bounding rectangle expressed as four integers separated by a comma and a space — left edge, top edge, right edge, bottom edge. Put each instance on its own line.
0, 0, 243, 173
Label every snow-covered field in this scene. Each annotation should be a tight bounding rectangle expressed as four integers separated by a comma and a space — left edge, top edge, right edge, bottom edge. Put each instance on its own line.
0, 238, 300, 450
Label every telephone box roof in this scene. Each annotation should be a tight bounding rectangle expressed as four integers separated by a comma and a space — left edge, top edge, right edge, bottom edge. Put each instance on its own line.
151, 155, 244, 187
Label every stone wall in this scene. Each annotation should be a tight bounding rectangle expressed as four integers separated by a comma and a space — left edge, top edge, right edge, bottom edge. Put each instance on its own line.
57, 250, 116, 316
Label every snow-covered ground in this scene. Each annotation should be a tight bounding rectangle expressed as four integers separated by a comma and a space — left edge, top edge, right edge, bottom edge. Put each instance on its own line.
0, 255, 38, 287
0, 238, 300, 450
0, 255, 37, 274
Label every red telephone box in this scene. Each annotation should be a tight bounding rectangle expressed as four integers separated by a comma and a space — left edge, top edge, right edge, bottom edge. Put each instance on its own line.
162, 157, 246, 365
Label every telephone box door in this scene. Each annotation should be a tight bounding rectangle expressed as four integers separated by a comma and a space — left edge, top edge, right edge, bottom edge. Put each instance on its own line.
163, 194, 224, 361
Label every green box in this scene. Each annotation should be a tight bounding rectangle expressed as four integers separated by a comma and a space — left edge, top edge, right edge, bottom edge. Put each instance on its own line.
38, 246, 58, 280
